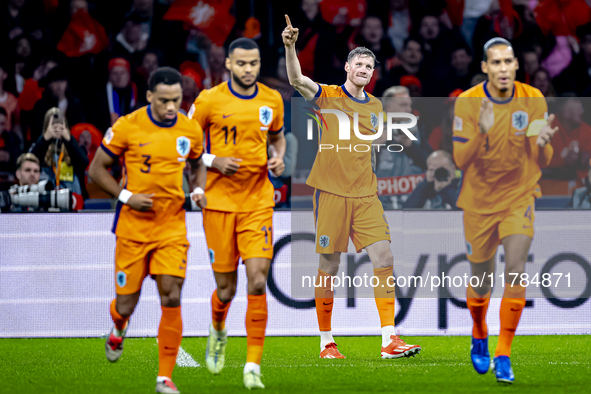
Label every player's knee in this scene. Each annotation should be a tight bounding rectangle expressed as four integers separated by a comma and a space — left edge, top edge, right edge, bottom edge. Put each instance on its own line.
248, 275, 267, 295
116, 302, 136, 318
217, 285, 237, 302
504, 257, 526, 277
160, 292, 181, 307
373, 250, 393, 269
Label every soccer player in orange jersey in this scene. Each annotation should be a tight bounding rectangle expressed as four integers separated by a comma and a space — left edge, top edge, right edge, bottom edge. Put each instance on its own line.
453, 38, 557, 384
190, 38, 285, 389
283, 15, 421, 360
89, 67, 207, 394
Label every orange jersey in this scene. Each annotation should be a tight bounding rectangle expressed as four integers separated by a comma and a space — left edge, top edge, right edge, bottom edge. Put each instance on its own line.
101, 106, 204, 242
191, 81, 284, 212
306, 84, 380, 197
453, 81, 553, 214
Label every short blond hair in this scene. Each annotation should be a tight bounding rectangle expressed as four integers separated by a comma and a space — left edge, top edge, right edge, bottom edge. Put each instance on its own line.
16, 153, 40, 171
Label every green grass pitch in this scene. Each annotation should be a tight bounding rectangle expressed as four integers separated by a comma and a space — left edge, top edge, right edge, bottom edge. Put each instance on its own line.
1, 335, 589, 393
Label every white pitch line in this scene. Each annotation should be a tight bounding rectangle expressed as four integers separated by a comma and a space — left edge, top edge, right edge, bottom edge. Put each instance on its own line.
176, 346, 200, 367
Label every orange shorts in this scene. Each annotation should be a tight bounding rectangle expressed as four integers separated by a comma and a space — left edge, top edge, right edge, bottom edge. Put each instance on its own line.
313, 190, 391, 254
114, 236, 189, 295
203, 208, 274, 273
463, 197, 535, 263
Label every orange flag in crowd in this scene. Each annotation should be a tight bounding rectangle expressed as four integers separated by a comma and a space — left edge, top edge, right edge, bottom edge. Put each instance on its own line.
57, 10, 109, 58
163, 0, 235, 46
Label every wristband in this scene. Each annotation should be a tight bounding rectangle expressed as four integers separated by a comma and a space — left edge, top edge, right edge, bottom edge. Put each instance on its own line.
202, 153, 216, 167
118, 189, 133, 204
191, 187, 204, 195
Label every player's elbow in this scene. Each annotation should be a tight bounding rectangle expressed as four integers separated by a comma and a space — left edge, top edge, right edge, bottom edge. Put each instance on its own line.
88, 160, 98, 182
288, 75, 305, 89
88, 159, 104, 183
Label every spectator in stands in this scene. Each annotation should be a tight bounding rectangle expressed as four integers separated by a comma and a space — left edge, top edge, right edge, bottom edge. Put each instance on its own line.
351, 16, 396, 94
399, 74, 422, 97
377, 36, 424, 95
554, 22, 591, 95
568, 159, 591, 208
403, 150, 460, 210
530, 68, 556, 98
29, 107, 88, 199
134, 48, 162, 106
0, 0, 49, 49
386, 0, 411, 53
522, 50, 539, 84
470, 73, 487, 87
291, 0, 340, 84
113, 12, 149, 65
429, 89, 462, 156
417, 13, 462, 94
31, 66, 84, 143
180, 69, 200, 116
12, 34, 35, 93
14, 152, 39, 186
546, 95, 591, 182
0, 106, 22, 173
461, 0, 494, 47
358, 16, 392, 59
207, 44, 230, 88
128, 0, 168, 47
320, 0, 366, 28
91, 58, 137, 132
442, 46, 474, 95
0, 59, 20, 134
375, 86, 432, 178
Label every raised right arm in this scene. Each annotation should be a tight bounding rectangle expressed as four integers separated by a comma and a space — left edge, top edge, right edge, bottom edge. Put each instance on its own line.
282, 14, 319, 100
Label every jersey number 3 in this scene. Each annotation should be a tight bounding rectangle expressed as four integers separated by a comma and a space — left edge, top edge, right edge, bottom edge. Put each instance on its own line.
141, 155, 151, 173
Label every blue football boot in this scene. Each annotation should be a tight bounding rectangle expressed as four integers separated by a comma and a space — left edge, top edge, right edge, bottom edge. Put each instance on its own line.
470, 337, 491, 374
493, 355, 515, 384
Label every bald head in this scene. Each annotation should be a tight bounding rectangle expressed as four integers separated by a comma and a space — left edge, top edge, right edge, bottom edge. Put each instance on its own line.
427, 150, 453, 165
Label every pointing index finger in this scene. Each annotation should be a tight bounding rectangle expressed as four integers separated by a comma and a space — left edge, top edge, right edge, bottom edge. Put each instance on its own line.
285, 14, 292, 27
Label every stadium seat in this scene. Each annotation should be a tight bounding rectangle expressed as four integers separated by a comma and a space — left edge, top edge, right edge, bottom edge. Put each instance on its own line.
535, 196, 571, 209
83, 199, 115, 210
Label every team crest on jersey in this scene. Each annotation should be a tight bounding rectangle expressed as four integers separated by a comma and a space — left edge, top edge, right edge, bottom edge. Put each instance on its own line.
453, 116, 463, 131
116, 271, 126, 287
104, 128, 114, 145
259, 106, 273, 126
176, 136, 191, 157
370, 113, 379, 131
319, 235, 330, 248
466, 241, 473, 256
512, 111, 529, 131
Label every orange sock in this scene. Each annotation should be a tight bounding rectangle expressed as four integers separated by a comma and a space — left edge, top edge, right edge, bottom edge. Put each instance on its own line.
314, 270, 334, 332
495, 284, 526, 357
110, 298, 129, 330
373, 267, 395, 327
466, 285, 491, 339
211, 290, 231, 331
245, 294, 267, 364
157, 306, 182, 379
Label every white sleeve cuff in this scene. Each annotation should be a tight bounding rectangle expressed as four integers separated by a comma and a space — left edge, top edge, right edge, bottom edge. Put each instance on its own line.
118, 189, 133, 204
202, 153, 216, 167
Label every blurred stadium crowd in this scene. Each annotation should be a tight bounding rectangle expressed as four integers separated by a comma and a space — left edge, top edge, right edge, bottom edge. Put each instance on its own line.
0, 0, 590, 210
